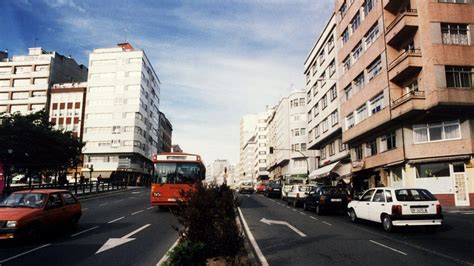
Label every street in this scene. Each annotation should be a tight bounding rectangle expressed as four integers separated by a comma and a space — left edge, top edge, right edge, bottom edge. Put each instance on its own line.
0, 188, 179, 266
239, 193, 474, 266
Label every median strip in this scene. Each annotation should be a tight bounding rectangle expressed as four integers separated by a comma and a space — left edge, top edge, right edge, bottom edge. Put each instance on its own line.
369, 240, 407, 256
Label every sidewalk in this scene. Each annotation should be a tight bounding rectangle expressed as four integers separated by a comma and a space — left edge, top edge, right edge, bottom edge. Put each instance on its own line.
75, 186, 145, 199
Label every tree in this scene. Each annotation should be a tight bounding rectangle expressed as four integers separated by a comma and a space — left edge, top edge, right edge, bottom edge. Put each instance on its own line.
0, 110, 84, 178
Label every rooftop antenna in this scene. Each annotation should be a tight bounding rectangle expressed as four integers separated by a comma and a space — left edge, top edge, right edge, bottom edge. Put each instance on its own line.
124, 27, 127, 42
34, 37, 38, 47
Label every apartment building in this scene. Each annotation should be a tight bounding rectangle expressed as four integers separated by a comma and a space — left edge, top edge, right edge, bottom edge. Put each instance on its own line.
242, 135, 257, 184
82, 43, 161, 179
335, 0, 474, 206
304, 14, 352, 186
239, 114, 258, 179
267, 91, 317, 182
205, 159, 231, 185
158, 111, 173, 153
49, 82, 87, 140
254, 109, 274, 181
0, 47, 87, 114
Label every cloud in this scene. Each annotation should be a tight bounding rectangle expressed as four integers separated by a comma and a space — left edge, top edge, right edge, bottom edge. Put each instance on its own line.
10, 0, 334, 164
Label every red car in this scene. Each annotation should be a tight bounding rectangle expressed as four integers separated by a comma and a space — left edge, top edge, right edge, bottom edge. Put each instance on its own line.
0, 189, 82, 240
255, 181, 268, 194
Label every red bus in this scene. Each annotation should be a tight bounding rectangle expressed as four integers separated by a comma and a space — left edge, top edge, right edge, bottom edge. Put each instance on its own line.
150, 152, 205, 208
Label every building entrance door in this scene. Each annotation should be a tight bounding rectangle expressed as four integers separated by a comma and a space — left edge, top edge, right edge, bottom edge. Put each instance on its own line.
454, 173, 469, 206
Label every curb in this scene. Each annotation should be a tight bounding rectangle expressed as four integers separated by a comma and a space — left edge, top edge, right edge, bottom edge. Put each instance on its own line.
237, 207, 268, 266
235, 213, 259, 266
77, 187, 144, 200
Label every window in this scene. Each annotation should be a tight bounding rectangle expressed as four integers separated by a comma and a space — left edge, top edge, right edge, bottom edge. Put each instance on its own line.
329, 142, 336, 156
365, 23, 380, 48
352, 42, 363, 62
391, 167, 403, 182
314, 103, 319, 117
372, 190, 385, 202
320, 72, 327, 87
360, 189, 375, 201
321, 119, 328, 132
370, 93, 384, 114
380, 131, 396, 152
301, 143, 307, 152
319, 50, 325, 66
328, 36, 335, 51
328, 60, 336, 77
307, 91, 311, 103
32, 91, 46, 98
416, 163, 450, 178
13, 79, 30, 86
12, 92, 29, 100
308, 109, 313, 122
339, 139, 347, 152
342, 28, 350, 45
354, 145, 363, 161
346, 113, 355, 129
0, 92, 8, 101
91, 59, 117, 66
366, 139, 377, 156
259, 151, 266, 155
330, 111, 339, 126
351, 12, 361, 33
312, 64, 317, 76
315, 125, 320, 138
312, 84, 318, 96
343, 56, 351, 72
301, 128, 306, 136
340, 1, 348, 19
293, 128, 300, 136
35, 65, 49, 72
329, 85, 337, 101
112, 126, 121, 134
363, 0, 375, 16
356, 104, 368, 123
0, 79, 9, 87
367, 57, 382, 81
441, 24, 469, 45
320, 146, 327, 160
413, 120, 461, 143
445, 66, 473, 88
15, 66, 31, 74
299, 98, 305, 106
345, 85, 353, 100
321, 94, 328, 109
354, 73, 365, 91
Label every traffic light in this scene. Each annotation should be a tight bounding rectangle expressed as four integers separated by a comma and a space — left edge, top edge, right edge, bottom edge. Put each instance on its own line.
269, 147, 274, 154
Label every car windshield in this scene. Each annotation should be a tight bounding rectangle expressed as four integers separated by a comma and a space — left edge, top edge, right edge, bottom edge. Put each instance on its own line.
321, 187, 347, 195
298, 186, 311, 192
153, 162, 204, 184
395, 189, 437, 201
0, 193, 46, 208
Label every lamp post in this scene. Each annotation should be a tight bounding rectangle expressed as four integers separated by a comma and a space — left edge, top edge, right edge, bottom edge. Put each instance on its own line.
269, 147, 310, 183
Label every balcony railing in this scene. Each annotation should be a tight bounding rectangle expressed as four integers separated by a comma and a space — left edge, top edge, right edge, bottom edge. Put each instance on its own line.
388, 49, 421, 71
386, 9, 418, 33
391, 90, 425, 107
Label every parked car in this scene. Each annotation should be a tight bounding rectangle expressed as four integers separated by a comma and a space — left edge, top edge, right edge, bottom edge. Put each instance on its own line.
303, 186, 350, 215
255, 180, 268, 194
347, 187, 443, 232
264, 182, 282, 198
238, 181, 254, 194
281, 185, 293, 200
0, 189, 82, 240
287, 185, 313, 207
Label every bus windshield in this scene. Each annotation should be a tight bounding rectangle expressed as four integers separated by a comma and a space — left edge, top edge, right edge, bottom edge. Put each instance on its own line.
153, 162, 204, 184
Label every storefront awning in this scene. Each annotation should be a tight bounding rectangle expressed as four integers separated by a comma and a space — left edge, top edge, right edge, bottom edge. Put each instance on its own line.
309, 162, 339, 179
407, 155, 470, 164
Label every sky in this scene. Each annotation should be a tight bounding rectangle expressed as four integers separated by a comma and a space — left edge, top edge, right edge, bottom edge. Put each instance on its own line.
1, 0, 334, 165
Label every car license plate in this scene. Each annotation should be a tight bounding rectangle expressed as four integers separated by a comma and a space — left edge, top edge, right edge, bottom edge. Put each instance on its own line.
331, 198, 342, 202
168, 198, 177, 202
274, 189, 280, 191
411, 208, 427, 213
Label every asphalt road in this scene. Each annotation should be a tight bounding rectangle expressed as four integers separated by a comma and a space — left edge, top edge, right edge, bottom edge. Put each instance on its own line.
0, 188, 179, 266
239, 193, 474, 266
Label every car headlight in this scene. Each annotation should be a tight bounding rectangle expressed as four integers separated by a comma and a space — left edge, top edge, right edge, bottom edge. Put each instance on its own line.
6, 221, 17, 228
153, 192, 161, 197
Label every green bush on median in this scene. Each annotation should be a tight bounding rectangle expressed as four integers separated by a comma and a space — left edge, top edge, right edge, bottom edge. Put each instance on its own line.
166, 183, 244, 265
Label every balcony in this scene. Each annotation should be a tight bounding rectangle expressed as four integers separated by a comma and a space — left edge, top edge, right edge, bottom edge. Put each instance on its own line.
388, 49, 422, 83
384, 0, 410, 14
392, 90, 425, 108
390, 90, 426, 119
385, 9, 418, 49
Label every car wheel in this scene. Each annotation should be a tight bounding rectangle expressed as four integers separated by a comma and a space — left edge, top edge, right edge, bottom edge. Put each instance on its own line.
303, 202, 308, 211
349, 208, 358, 223
70, 216, 80, 230
316, 205, 323, 216
292, 200, 297, 208
382, 215, 393, 233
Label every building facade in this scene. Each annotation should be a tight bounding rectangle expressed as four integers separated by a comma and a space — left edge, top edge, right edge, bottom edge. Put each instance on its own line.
254, 109, 274, 181
205, 159, 231, 185
158, 111, 173, 153
239, 114, 258, 179
305, 13, 352, 185
82, 43, 161, 180
0, 47, 87, 114
335, 0, 474, 206
242, 135, 257, 184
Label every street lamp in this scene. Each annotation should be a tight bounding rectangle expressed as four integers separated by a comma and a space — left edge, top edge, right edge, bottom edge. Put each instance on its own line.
269, 147, 310, 183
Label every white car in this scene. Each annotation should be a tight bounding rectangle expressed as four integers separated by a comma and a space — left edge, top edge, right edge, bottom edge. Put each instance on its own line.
347, 187, 443, 232
286, 185, 312, 207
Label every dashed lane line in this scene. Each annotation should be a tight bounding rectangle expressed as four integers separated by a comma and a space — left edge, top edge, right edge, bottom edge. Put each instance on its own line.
71, 226, 100, 237
322, 221, 332, 226
147, 206, 155, 210
299, 212, 306, 216
0, 244, 51, 264
82, 208, 89, 211
309, 216, 318, 220
108, 216, 125, 224
369, 240, 407, 256
131, 210, 144, 216
99, 203, 109, 207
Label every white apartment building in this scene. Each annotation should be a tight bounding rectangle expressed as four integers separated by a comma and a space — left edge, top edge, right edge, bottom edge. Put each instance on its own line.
49, 82, 87, 140
82, 43, 161, 179
205, 159, 231, 185
239, 114, 258, 179
305, 13, 351, 185
0, 47, 87, 114
242, 135, 257, 184
254, 109, 274, 180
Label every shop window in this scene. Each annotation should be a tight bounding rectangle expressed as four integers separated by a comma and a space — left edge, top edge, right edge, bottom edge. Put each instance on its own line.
415, 162, 450, 178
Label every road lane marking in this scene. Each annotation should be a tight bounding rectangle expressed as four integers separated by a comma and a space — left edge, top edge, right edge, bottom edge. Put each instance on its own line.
99, 203, 109, 206
369, 240, 407, 256
156, 238, 180, 266
115, 199, 124, 203
131, 210, 144, 216
299, 212, 306, 216
108, 217, 125, 224
309, 216, 318, 220
286, 206, 291, 209
0, 243, 51, 264
147, 206, 155, 210
131, 191, 141, 194
96, 224, 151, 254
292, 209, 297, 212
260, 218, 307, 237
322, 221, 332, 226
82, 208, 89, 211
238, 208, 269, 266
129, 196, 135, 199
71, 226, 100, 237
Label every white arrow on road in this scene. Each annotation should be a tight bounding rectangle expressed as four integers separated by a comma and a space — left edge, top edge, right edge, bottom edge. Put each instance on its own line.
260, 218, 307, 237
96, 224, 151, 254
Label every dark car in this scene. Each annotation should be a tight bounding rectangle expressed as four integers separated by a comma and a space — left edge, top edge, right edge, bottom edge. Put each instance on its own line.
264, 182, 282, 198
303, 186, 349, 215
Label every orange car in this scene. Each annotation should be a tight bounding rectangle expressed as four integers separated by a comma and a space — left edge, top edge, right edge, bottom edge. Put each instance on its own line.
0, 189, 82, 240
